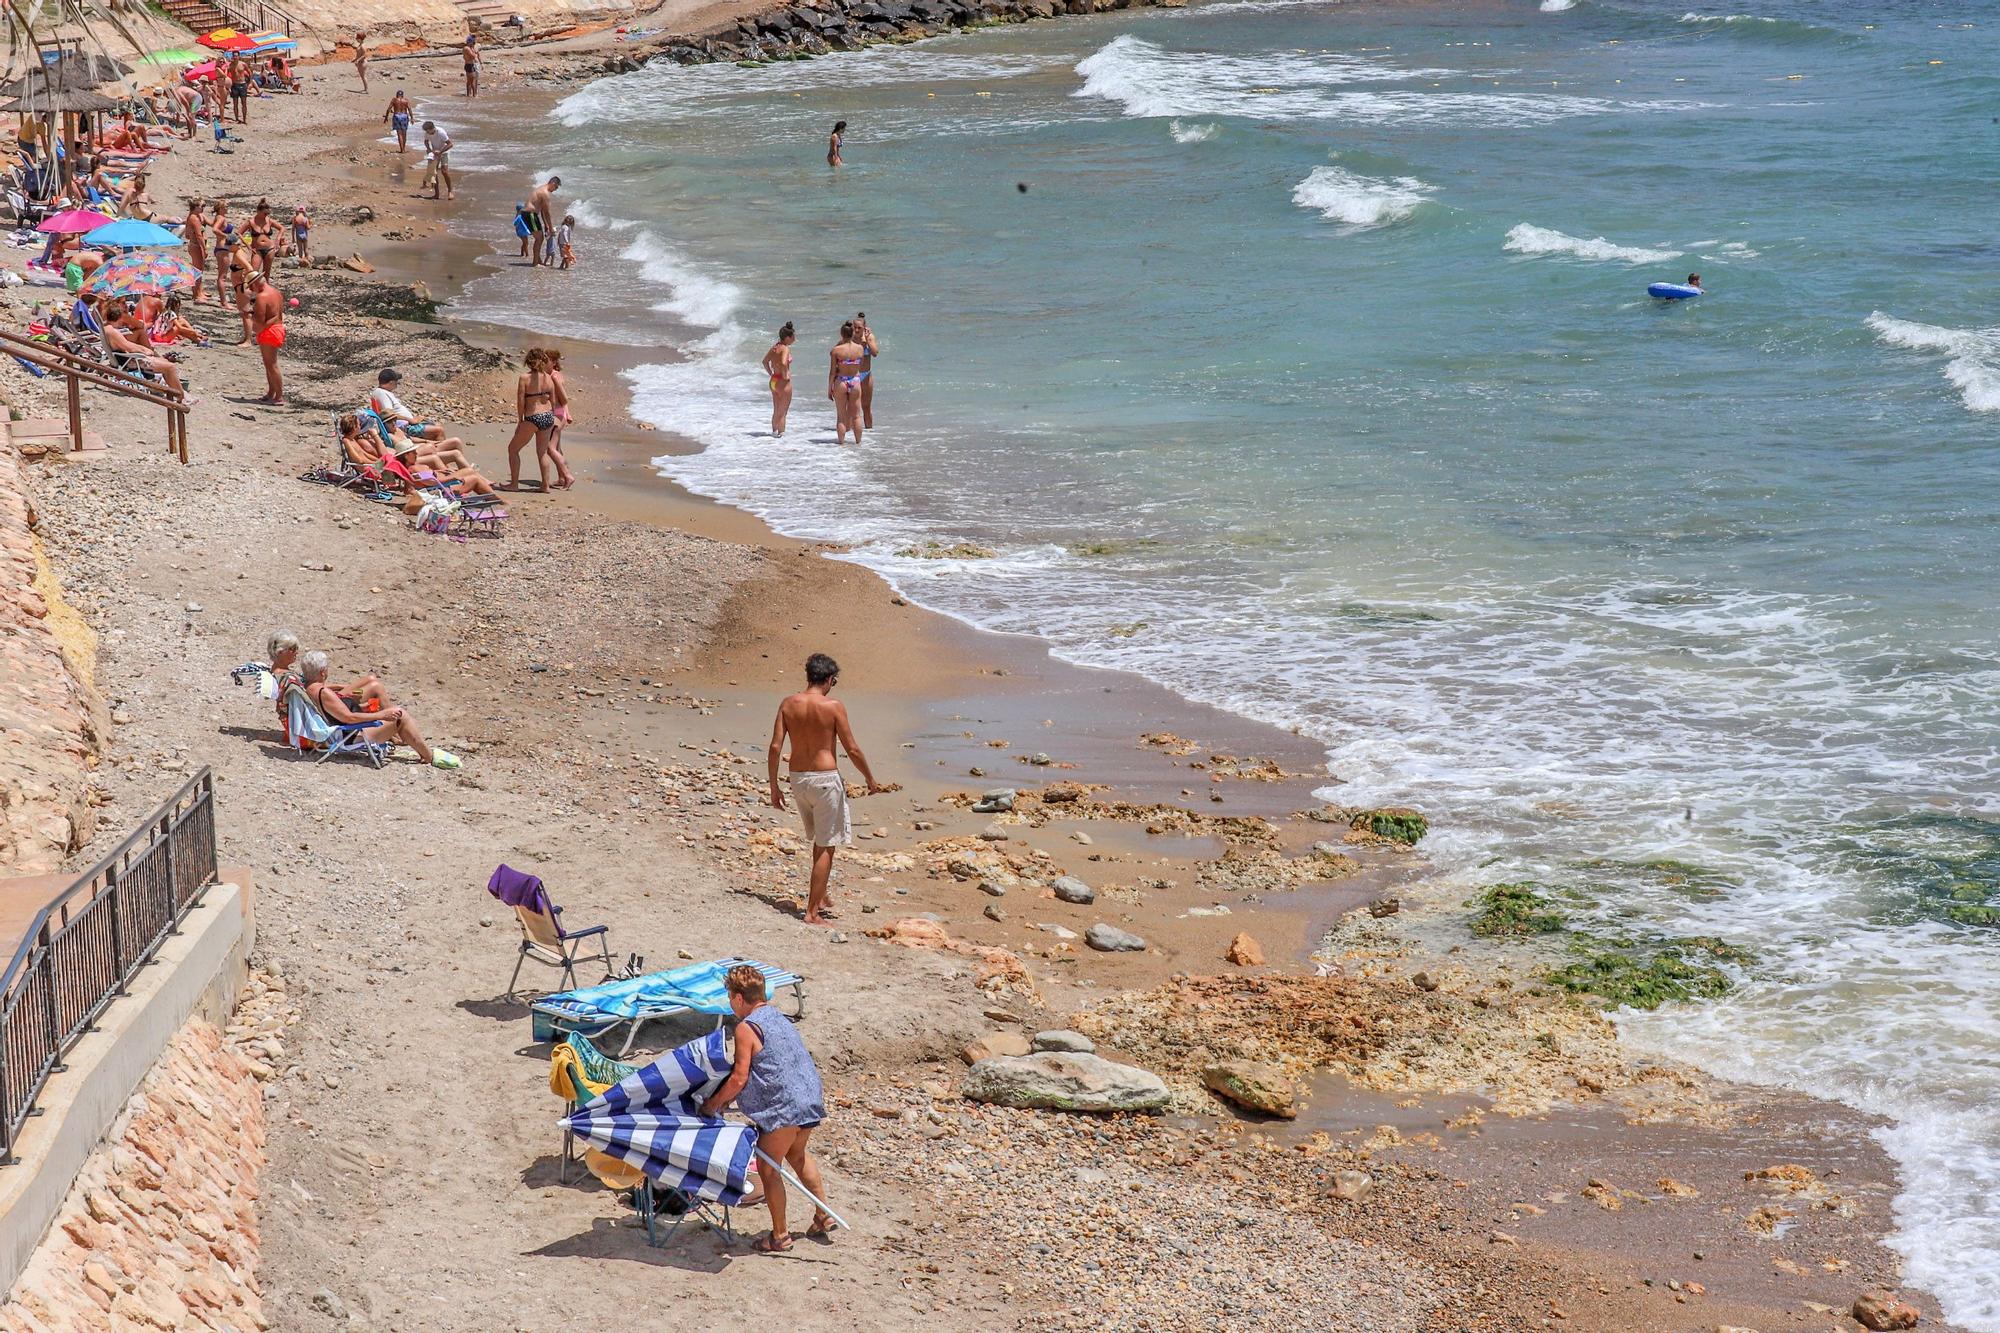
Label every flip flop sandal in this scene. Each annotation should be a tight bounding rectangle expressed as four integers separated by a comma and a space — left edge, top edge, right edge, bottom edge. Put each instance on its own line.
753, 1233, 793, 1254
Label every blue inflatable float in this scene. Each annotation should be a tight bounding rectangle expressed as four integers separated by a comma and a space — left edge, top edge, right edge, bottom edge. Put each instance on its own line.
1649, 282, 1702, 300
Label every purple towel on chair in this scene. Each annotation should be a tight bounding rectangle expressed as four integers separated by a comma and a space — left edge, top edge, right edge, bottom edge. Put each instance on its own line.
487, 863, 551, 914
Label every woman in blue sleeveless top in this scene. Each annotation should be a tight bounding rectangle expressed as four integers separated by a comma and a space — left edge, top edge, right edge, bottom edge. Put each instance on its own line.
701, 965, 830, 1252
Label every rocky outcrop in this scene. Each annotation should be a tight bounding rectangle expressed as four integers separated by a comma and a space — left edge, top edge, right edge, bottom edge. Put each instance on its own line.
962, 1051, 1170, 1112
0, 988, 278, 1332
0, 436, 104, 874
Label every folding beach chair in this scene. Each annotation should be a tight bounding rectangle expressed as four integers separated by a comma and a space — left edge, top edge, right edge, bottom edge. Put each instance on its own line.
564, 1028, 848, 1250
531, 957, 806, 1055
549, 1032, 640, 1182
489, 864, 616, 996
280, 680, 390, 767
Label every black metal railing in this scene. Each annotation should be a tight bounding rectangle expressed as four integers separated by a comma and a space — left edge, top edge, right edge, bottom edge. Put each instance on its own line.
0, 770, 218, 1165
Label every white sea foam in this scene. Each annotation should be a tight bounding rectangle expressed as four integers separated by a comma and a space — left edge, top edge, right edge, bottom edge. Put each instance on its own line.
1504, 222, 1680, 264
621, 230, 743, 328
1540, 0, 1577, 11
1867, 312, 2000, 413
1074, 35, 1703, 127
1681, 10, 1776, 21
567, 197, 639, 233
554, 47, 1060, 127
1292, 166, 1434, 227
1169, 119, 1218, 143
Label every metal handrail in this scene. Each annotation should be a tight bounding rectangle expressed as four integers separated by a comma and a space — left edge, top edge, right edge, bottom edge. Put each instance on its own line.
0, 770, 219, 1164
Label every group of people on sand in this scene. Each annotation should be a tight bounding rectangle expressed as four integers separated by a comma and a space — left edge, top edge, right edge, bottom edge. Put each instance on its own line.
763, 313, 881, 443
516, 175, 576, 269
502, 347, 576, 491
262, 630, 459, 768
336, 366, 502, 503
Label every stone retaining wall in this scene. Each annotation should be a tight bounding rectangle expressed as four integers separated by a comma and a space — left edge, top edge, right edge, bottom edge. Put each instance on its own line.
0, 974, 285, 1333
0, 437, 105, 875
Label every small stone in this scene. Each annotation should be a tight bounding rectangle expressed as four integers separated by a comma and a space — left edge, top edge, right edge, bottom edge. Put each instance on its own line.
1225, 932, 1264, 966
1333, 1170, 1374, 1202
1071, 831, 1093, 845
1852, 1293, 1919, 1331
1412, 971, 1440, 992
978, 823, 1009, 841
983, 904, 1005, 922
311, 1289, 346, 1319
1085, 923, 1145, 952
971, 787, 1014, 812
478, 916, 492, 928
1368, 896, 1402, 917
184, 602, 203, 613
962, 1031, 1032, 1064
1031, 1030, 1094, 1053
1051, 876, 1095, 905
1028, 752, 1052, 766
978, 880, 1007, 897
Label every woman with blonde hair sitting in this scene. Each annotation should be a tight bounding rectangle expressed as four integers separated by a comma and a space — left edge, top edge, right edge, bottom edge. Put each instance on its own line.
299, 650, 459, 769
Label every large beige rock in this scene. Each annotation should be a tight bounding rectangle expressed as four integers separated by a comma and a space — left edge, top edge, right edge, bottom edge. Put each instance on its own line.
962, 1052, 1170, 1113
1225, 932, 1264, 966
961, 1031, 1031, 1064
1202, 1062, 1298, 1119
1852, 1293, 1920, 1331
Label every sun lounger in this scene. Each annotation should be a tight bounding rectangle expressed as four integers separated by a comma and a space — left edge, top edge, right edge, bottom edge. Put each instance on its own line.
489, 863, 616, 996
532, 958, 806, 1055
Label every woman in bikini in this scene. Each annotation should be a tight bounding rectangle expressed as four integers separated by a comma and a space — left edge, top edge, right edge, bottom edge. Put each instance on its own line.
828, 321, 866, 446
226, 238, 254, 345
210, 202, 232, 296
545, 349, 576, 489
501, 348, 563, 493
827, 120, 845, 167
247, 199, 278, 278
182, 198, 207, 304
353, 33, 370, 93
763, 322, 796, 436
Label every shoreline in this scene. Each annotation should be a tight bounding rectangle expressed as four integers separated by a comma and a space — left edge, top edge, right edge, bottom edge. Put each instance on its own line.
0, 12, 1966, 1332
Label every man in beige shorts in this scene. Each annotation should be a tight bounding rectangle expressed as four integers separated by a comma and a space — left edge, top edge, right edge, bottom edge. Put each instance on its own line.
768, 653, 883, 925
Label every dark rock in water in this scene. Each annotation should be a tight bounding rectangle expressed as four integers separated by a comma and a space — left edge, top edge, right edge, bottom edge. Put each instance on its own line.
1085, 923, 1145, 952
1368, 896, 1402, 918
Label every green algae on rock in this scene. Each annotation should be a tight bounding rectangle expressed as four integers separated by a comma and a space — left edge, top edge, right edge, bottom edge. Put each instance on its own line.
1543, 935, 1754, 1012
1467, 883, 1568, 938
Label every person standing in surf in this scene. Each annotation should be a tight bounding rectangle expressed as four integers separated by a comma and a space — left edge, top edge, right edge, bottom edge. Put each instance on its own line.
527, 175, 560, 267
383, 87, 413, 153
763, 322, 796, 436
854, 312, 880, 430
422, 121, 455, 201
827, 120, 845, 167
828, 321, 866, 447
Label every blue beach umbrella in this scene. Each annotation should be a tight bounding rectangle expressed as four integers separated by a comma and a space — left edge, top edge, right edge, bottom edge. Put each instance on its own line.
81, 218, 184, 250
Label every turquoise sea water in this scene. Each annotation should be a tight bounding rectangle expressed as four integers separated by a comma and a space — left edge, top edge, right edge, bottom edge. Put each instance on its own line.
444, 0, 2000, 1320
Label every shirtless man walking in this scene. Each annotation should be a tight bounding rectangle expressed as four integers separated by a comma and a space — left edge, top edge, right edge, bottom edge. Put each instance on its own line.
768, 653, 883, 925
528, 175, 561, 267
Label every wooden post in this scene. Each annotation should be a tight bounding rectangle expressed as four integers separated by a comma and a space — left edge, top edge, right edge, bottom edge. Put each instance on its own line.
66, 372, 82, 452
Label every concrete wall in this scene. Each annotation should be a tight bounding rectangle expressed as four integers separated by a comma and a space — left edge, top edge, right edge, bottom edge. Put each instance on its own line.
0, 873, 254, 1301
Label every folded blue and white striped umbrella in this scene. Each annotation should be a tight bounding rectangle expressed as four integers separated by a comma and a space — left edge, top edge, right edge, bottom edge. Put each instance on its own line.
562, 1029, 759, 1205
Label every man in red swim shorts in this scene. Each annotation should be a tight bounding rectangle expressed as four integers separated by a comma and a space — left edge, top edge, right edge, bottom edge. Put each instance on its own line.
249, 272, 285, 406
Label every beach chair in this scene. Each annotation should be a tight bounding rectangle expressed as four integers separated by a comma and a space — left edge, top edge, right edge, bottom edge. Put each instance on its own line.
378, 452, 508, 540
531, 957, 806, 1056
548, 1032, 641, 1182
280, 679, 390, 767
488, 863, 616, 996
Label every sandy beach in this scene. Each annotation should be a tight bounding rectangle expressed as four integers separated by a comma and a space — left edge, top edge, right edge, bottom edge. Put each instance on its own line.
0, 13, 1965, 1332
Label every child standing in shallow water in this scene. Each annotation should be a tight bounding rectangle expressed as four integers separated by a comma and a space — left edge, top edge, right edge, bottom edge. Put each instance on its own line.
556, 215, 575, 270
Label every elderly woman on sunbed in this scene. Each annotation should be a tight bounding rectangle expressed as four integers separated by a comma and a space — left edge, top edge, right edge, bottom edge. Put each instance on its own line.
266, 629, 390, 711
299, 650, 459, 769
338, 412, 495, 495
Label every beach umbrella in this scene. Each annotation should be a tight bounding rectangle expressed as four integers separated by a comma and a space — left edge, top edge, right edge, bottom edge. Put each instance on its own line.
182, 61, 220, 81
37, 207, 115, 235
197, 29, 257, 53
243, 31, 298, 54
81, 218, 183, 250
82, 251, 203, 298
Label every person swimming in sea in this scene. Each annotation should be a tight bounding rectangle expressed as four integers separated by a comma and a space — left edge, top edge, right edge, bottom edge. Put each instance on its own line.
1685, 273, 1702, 290
827, 120, 845, 168
763, 322, 796, 437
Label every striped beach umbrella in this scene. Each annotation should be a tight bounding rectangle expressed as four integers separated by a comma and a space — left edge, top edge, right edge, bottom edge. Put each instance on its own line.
81, 219, 184, 250
82, 251, 204, 299
563, 1029, 761, 1205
